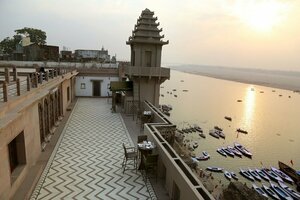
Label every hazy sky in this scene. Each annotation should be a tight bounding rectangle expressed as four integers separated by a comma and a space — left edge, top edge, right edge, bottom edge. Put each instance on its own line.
0, 0, 299, 71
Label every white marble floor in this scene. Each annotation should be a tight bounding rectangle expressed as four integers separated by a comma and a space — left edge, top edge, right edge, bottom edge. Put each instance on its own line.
30, 98, 156, 200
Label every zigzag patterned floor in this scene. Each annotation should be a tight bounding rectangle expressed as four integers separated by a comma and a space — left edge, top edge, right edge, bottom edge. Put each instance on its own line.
31, 98, 155, 200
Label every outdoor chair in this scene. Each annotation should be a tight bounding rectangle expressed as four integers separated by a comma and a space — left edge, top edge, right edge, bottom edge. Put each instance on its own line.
122, 143, 138, 173
143, 154, 158, 182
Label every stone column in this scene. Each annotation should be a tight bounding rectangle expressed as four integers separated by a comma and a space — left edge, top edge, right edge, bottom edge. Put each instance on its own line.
27, 75, 31, 91
4, 68, 9, 84
13, 67, 17, 81
16, 78, 20, 96
3, 81, 8, 102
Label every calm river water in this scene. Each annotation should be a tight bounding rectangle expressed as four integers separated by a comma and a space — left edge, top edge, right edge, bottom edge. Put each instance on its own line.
160, 70, 300, 186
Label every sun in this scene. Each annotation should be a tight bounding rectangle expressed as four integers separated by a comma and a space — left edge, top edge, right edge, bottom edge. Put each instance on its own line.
232, 1, 289, 32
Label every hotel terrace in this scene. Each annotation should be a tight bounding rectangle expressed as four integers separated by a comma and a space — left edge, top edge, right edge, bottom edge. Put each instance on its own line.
0, 9, 214, 200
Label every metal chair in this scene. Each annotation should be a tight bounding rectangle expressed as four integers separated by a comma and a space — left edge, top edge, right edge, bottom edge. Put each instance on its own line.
122, 143, 138, 173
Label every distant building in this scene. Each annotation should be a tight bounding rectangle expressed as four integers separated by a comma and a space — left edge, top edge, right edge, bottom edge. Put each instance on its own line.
60, 50, 73, 61
74, 47, 111, 62
24, 44, 59, 61
12, 37, 33, 61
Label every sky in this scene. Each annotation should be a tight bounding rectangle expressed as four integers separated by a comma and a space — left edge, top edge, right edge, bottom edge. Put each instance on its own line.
0, 0, 299, 71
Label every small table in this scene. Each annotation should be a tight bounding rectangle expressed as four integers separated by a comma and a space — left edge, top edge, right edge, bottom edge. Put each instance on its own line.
137, 141, 155, 170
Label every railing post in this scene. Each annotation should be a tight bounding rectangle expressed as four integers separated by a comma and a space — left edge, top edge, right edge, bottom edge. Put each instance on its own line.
34, 73, 38, 88
16, 78, 20, 96
27, 75, 31, 91
45, 71, 49, 81
3, 81, 8, 102
5, 68, 10, 84
13, 66, 17, 81
39, 73, 43, 84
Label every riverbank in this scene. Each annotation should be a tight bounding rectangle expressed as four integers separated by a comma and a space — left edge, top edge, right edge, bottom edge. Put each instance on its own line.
170, 65, 300, 92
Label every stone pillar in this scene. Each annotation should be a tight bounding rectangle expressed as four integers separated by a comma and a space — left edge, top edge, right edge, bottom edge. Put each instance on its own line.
34, 73, 38, 88
39, 73, 43, 84
45, 71, 49, 81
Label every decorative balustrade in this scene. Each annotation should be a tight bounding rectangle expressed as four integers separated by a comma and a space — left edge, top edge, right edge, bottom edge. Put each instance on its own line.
124, 66, 170, 79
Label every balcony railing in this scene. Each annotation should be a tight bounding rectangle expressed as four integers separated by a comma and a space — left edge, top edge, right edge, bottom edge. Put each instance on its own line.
124, 66, 170, 79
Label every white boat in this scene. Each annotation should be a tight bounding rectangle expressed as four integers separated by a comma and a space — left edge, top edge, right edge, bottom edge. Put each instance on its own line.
255, 168, 270, 181
271, 166, 294, 184
234, 143, 252, 158
249, 168, 262, 181
222, 147, 235, 157
227, 146, 242, 157
217, 148, 227, 157
231, 172, 239, 180
240, 168, 255, 181
262, 184, 280, 200
224, 170, 232, 180
278, 181, 300, 200
196, 151, 210, 161
252, 184, 269, 198
206, 167, 223, 172
270, 181, 293, 200
262, 168, 283, 182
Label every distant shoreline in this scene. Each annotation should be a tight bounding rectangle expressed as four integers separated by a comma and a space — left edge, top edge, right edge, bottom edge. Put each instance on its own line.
171, 65, 300, 92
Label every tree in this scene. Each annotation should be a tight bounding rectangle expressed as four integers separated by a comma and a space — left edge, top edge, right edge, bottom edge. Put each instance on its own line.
15, 27, 46, 45
0, 27, 47, 54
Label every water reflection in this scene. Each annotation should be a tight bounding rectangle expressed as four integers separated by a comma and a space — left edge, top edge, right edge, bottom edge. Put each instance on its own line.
243, 86, 256, 129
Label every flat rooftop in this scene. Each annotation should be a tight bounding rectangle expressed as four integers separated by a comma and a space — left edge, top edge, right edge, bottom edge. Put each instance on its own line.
30, 98, 157, 199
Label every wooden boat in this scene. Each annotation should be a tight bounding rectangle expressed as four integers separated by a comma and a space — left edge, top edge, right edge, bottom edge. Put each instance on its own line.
262, 184, 280, 200
234, 143, 252, 158
227, 146, 242, 157
271, 166, 294, 184
222, 147, 234, 157
231, 172, 239, 180
237, 99, 243, 102
262, 168, 283, 182
199, 133, 206, 138
252, 184, 269, 199
270, 181, 293, 200
236, 128, 248, 134
182, 89, 188, 92
209, 129, 220, 139
193, 142, 198, 149
193, 125, 203, 133
248, 168, 262, 181
278, 161, 300, 190
224, 170, 232, 180
240, 168, 255, 181
216, 130, 225, 139
217, 148, 227, 157
278, 181, 300, 200
196, 151, 210, 161
225, 116, 232, 121
206, 167, 223, 172
174, 95, 177, 97
214, 126, 223, 131
256, 168, 270, 181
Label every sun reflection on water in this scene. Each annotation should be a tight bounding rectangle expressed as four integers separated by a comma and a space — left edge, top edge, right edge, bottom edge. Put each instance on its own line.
243, 86, 256, 129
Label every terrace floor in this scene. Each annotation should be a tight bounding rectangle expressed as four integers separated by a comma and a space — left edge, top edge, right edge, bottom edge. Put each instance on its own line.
29, 98, 165, 200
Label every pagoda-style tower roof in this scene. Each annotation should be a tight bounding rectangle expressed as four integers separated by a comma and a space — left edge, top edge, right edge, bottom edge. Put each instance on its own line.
126, 8, 169, 45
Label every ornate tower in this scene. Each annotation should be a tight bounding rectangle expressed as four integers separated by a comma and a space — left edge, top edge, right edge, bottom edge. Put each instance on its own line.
125, 8, 170, 108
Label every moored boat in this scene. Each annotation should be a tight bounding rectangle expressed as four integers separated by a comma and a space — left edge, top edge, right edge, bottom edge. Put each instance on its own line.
217, 148, 227, 157
278, 161, 300, 184
209, 129, 220, 139
256, 168, 270, 181
224, 170, 232, 180
216, 130, 226, 139
270, 181, 293, 200
249, 168, 262, 181
234, 143, 252, 158
240, 168, 255, 181
193, 142, 198, 149
262, 184, 280, 200
271, 166, 294, 184
196, 151, 210, 161
262, 168, 283, 182
222, 147, 235, 157
225, 116, 232, 121
231, 172, 239, 180
206, 167, 223, 172
199, 132, 206, 138
252, 184, 269, 198
227, 146, 242, 157
214, 126, 223, 131
278, 181, 300, 200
